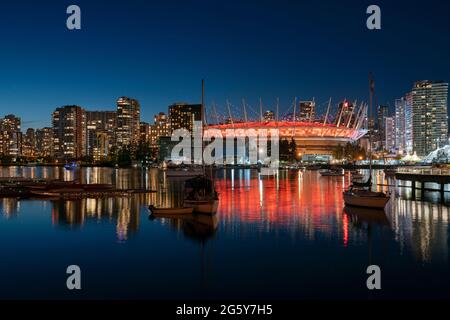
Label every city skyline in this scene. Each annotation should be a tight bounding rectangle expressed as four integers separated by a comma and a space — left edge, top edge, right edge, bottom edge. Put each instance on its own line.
1, 77, 448, 163
1, 0, 450, 129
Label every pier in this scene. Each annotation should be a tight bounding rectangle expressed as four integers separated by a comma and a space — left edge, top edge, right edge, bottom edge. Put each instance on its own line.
395, 167, 450, 202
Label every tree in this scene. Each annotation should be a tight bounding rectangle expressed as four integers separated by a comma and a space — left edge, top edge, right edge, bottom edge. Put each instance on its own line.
279, 138, 297, 162
117, 146, 132, 167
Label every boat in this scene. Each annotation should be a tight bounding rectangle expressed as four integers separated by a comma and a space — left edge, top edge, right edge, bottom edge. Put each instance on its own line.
183, 175, 219, 214
148, 205, 194, 215
343, 73, 391, 209
320, 168, 345, 176
64, 162, 78, 170
343, 190, 390, 209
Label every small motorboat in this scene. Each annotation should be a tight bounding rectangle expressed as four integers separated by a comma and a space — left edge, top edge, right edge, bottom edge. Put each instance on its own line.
148, 205, 194, 215
64, 162, 78, 170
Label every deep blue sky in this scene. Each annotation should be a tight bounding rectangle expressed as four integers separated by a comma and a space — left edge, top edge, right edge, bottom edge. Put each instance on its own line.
1, 0, 449, 129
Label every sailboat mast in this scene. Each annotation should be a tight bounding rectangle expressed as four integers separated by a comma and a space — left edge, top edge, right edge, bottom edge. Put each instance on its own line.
369, 73, 374, 174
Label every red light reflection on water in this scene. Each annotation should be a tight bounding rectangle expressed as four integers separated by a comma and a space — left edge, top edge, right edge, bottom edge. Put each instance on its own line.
215, 171, 348, 238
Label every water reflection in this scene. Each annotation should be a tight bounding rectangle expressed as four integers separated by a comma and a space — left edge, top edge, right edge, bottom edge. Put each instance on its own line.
0, 167, 449, 265
149, 213, 219, 242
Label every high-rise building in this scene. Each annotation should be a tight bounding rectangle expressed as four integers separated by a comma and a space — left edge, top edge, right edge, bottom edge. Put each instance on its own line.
377, 105, 389, 149
299, 101, 315, 122
35, 127, 54, 158
86, 111, 116, 160
0, 114, 22, 157
404, 93, 413, 154
395, 98, 406, 152
169, 103, 202, 133
385, 116, 395, 153
336, 100, 356, 127
150, 112, 171, 150
395, 95, 414, 154
411, 81, 448, 156
22, 128, 36, 158
140, 122, 151, 144
116, 97, 141, 148
52, 106, 87, 159
263, 110, 275, 122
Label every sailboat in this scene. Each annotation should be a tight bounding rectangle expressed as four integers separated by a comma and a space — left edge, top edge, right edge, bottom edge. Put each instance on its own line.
343, 73, 391, 209
183, 80, 219, 215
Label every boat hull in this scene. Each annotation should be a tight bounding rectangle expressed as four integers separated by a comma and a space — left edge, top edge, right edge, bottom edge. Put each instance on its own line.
343, 192, 390, 209
148, 205, 194, 215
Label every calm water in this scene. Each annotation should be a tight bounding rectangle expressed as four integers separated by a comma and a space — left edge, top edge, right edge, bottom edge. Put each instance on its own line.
0, 166, 449, 300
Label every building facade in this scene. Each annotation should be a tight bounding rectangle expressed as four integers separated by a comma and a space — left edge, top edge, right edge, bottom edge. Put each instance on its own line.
22, 128, 36, 158
35, 127, 54, 158
299, 101, 315, 122
86, 111, 116, 161
116, 97, 141, 149
411, 81, 448, 156
52, 106, 87, 159
169, 103, 202, 133
0, 114, 22, 158
385, 116, 395, 153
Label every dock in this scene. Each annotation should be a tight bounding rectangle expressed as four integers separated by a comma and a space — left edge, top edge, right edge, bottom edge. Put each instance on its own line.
395, 167, 450, 202
0, 178, 156, 199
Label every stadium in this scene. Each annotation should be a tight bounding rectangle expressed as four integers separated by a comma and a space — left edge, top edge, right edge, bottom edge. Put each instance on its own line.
204, 100, 368, 158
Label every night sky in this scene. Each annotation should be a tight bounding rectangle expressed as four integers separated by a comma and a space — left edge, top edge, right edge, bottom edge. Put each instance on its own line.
1, 0, 449, 129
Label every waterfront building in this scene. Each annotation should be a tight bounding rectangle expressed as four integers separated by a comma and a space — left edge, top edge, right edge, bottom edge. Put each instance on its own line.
86, 111, 117, 161
395, 94, 413, 154
0, 114, 22, 158
263, 110, 275, 122
22, 128, 36, 158
411, 81, 448, 156
139, 122, 151, 144
385, 116, 396, 153
116, 97, 141, 149
35, 127, 54, 158
150, 112, 171, 150
52, 106, 87, 159
169, 103, 202, 133
299, 101, 315, 122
